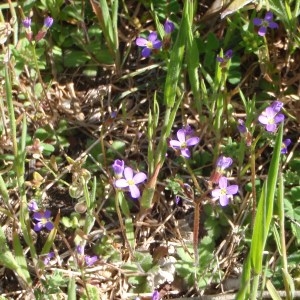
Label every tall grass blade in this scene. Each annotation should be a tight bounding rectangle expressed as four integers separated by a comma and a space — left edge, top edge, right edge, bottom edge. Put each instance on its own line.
250, 124, 283, 274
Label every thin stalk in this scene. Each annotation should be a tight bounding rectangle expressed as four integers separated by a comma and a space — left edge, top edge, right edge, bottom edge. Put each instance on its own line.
183, 158, 202, 194
30, 44, 54, 115
251, 274, 260, 300
115, 191, 134, 259
278, 170, 291, 300
5, 64, 17, 155
250, 144, 256, 226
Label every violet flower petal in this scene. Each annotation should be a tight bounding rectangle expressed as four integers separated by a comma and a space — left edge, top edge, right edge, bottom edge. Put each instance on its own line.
141, 47, 151, 57
44, 252, 55, 264
265, 106, 277, 117
34, 222, 43, 232
218, 177, 228, 188
85, 255, 98, 266
211, 188, 221, 198
269, 21, 279, 29
33, 212, 44, 221
44, 210, 52, 218
271, 101, 283, 112
169, 140, 181, 148
136, 37, 147, 46
164, 20, 175, 34
44, 17, 53, 28
77, 245, 84, 255
274, 113, 285, 124
45, 221, 54, 231
284, 139, 291, 147
253, 18, 262, 26
265, 123, 277, 132
219, 195, 229, 206
281, 139, 291, 154
258, 26, 267, 36
136, 37, 148, 46
124, 167, 134, 180
152, 290, 160, 300
237, 119, 246, 133
216, 56, 224, 63
28, 201, 38, 212
186, 137, 200, 147
225, 49, 233, 58
176, 129, 186, 143
112, 159, 124, 177
115, 178, 129, 188
129, 184, 141, 198
183, 125, 194, 135
217, 156, 233, 169
258, 115, 269, 125
148, 32, 158, 42
181, 148, 191, 158
22, 17, 31, 28
133, 172, 147, 184
227, 185, 239, 195
152, 40, 162, 49
265, 11, 274, 21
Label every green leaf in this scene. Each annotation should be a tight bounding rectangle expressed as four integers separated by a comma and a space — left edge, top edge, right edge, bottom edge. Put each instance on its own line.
67, 277, 76, 300
125, 218, 135, 250
134, 252, 153, 272
118, 191, 130, 218
63, 50, 90, 67
176, 244, 194, 263
0, 227, 20, 271
186, 7, 201, 112
266, 279, 282, 300
163, 0, 189, 108
13, 230, 32, 286
282, 268, 295, 299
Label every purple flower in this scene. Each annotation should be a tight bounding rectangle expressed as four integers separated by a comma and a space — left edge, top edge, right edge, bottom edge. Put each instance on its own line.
183, 125, 195, 137
175, 195, 181, 205
136, 32, 162, 57
164, 19, 175, 34
169, 128, 200, 158
237, 119, 252, 146
281, 139, 291, 154
211, 177, 239, 206
35, 16, 53, 42
115, 167, 147, 198
22, 17, 31, 29
216, 156, 233, 170
110, 111, 117, 118
210, 156, 233, 184
28, 200, 38, 212
112, 159, 125, 179
152, 290, 160, 300
253, 12, 279, 36
217, 49, 233, 63
44, 17, 54, 29
85, 255, 98, 266
22, 17, 33, 41
76, 245, 98, 266
33, 210, 54, 231
237, 119, 247, 134
76, 245, 84, 255
271, 100, 284, 112
43, 252, 55, 265
258, 105, 285, 132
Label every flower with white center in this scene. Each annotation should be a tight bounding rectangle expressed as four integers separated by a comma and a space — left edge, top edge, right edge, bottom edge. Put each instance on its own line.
211, 177, 238, 206
115, 167, 147, 198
